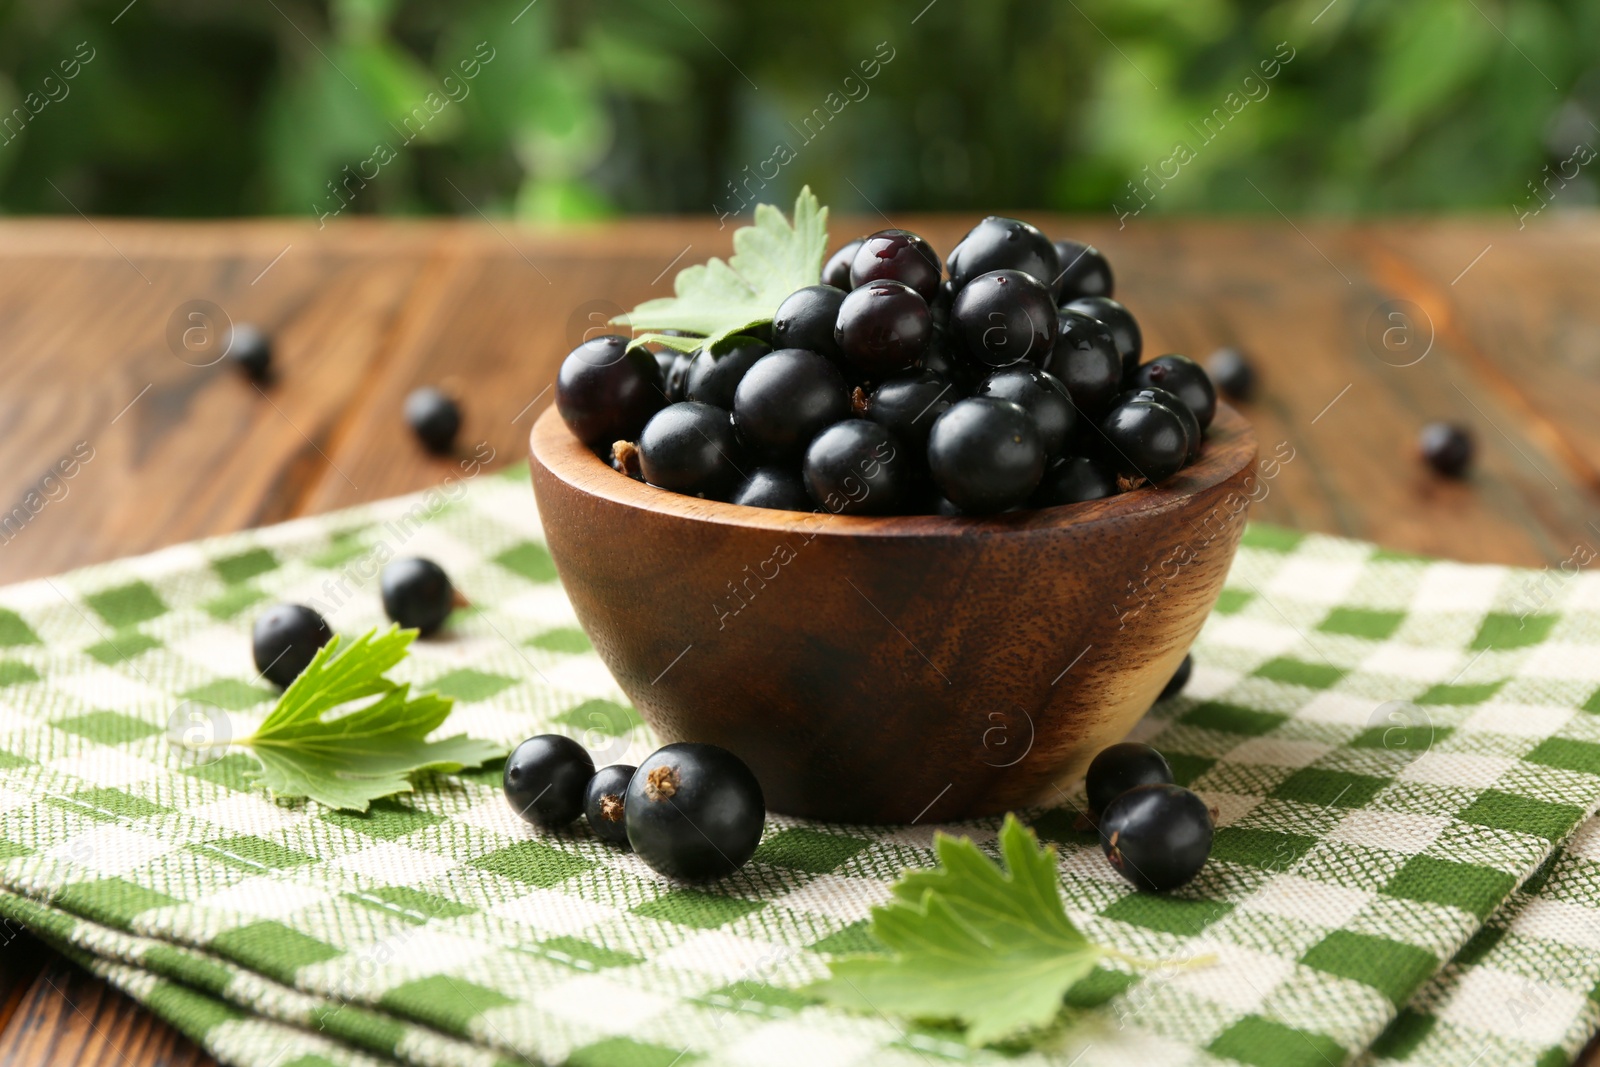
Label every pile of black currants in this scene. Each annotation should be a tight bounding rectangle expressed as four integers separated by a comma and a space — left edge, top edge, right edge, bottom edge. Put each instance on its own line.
503, 735, 766, 882
557, 217, 1218, 515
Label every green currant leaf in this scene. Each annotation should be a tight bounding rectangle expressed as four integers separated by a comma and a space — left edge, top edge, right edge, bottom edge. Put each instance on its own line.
808, 814, 1107, 1047
615, 187, 828, 352
238, 627, 505, 811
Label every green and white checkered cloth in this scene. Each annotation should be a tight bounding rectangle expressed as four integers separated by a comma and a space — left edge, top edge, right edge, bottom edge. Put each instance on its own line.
0, 463, 1596, 1067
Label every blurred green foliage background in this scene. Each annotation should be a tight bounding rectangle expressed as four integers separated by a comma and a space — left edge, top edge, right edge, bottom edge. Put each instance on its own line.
0, 0, 1596, 221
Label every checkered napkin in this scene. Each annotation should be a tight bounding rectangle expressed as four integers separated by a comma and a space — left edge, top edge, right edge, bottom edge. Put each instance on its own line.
0, 463, 1596, 1067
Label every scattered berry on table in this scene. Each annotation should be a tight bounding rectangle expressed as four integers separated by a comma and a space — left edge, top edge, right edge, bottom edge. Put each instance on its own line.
976, 367, 1077, 461
773, 285, 847, 359
927, 397, 1045, 514
504, 734, 595, 828
822, 237, 866, 290
1419, 421, 1474, 478
834, 279, 933, 379
1063, 295, 1142, 378
1031, 456, 1117, 507
1085, 742, 1174, 820
1133, 354, 1217, 430
227, 324, 272, 380
584, 763, 636, 847
557, 335, 666, 448
404, 386, 462, 454
950, 269, 1058, 369
1051, 240, 1114, 301
625, 742, 765, 881
251, 604, 332, 688
1206, 346, 1257, 402
1098, 783, 1214, 892
379, 557, 457, 636
1160, 654, 1193, 700
850, 229, 943, 303
638, 401, 744, 500
731, 466, 813, 511
685, 337, 770, 409
733, 349, 851, 460
803, 419, 911, 515
947, 216, 1059, 291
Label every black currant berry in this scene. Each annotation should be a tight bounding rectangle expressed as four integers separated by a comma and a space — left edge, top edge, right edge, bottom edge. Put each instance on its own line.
834, 280, 933, 379
947, 216, 1059, 290
850, 229, 943, 303
773, 286, 846, 359
1046, 310, 1124, 420
505, 734, 595, 828
1099, 783, 1213, 892
404, 387, 462, 454
1051, 240, 1114, 301
251, 604, 333, 689
927, 397, 1045, 514
733, 349, 850, 459
1134, 354, 1217, 430
1419, 422, 1474, 478
1085, 742, 1174, 820
950, 269, 1058, 369
865, 370, 957, 454
976, 367, 1076, 460
584, 764, 636, 847
1207, 347, 1257, 402
625, 742, 765, 882
803, 419, 910, 515
1160, 654, 1193, 700
1098, 399, 1188, 485
1031, 456, 1117, 507
1118, 386, 1200, 464
665, 351, 693, 403
1063, 296, 1142, 377
822, 238, 866, 289
228, 324, 272, 380
685, 337, 770, 410
731, 466, 813, 511
380, 557, 456, 636
918, 324, 966, 383
557, 335, 666, 448
638, 402, 743, 499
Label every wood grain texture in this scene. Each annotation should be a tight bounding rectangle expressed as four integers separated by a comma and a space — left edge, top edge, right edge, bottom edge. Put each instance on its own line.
0, 215, 1596, 1060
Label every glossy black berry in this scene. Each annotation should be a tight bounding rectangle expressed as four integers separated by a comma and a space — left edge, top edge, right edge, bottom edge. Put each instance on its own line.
1206, 347, 1257, 402
822, 238, 865, 289
865, 370, 957, 454
380, 557, 456, 636
638, 402, 743, 499
850, 229, 943, 303
1099, 783, 1213, 892
1099, 398, 1188, 485
1031, 456, 1117, 507
803, 420, 910, 515
685, 337, 770, 410
733, 349, 850, 460
1160, 654, 1193, 700
251, 604, 333, 688
1419, 422, 1474, 478
773, 286, 846, 359
731, 466, 813, 511
1046, 310, 1124, 420
404, 387, 462, 454
947, 216, 1059, 290
1085, 742, 1174, 820
1134, 354, 1217, 430
665, 351, 694, 403
505, 735, 595, 828
927, 397, 1045, 514
584, 764, 636, 847
1118, 387, 1200, 464
625, 742, 765, 882
918, 324, 966, 383
557, 335, 666, 448
1051, 240, 1114, 301
227, 324, 272, 380
976, 367, 1076, 460
1063, 296, 1141, 378
950, 269, 1058, 369
834, 280, 933, 379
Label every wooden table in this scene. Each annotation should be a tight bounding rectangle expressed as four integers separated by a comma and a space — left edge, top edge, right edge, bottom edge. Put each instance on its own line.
0, 216, 1596, 1064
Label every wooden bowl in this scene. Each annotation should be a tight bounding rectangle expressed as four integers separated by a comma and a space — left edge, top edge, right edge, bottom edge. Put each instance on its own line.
529, 404, 1257, 823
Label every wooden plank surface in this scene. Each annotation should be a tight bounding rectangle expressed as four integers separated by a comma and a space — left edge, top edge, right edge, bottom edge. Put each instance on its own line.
0, 215, 1596, 1065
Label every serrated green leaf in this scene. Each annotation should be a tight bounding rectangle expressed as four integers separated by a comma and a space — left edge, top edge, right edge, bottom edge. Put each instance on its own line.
239, 627, 505, 811
615, 187, 827, 351
808, 814, 1106, 1047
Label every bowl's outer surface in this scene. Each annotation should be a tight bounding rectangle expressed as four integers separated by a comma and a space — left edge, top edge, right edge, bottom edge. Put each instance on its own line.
530, 403, 1258, 823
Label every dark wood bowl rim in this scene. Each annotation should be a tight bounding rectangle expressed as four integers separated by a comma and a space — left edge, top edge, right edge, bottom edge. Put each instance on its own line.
531, 402, 1258, 540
